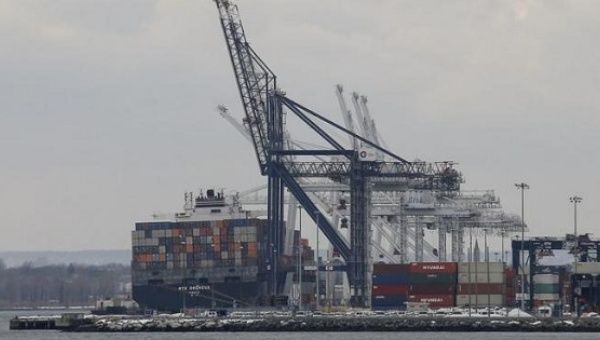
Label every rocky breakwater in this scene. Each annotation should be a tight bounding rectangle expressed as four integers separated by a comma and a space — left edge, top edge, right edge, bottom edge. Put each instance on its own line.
69, 315, 600, 332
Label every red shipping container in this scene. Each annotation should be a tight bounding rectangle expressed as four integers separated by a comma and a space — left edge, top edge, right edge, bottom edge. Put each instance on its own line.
373, 263, 411, 274
410, 284, 456, 295
372, 284, 409, 296
409, 262, 457, 274
408, 294, 455, 308
458, 283, 504, 295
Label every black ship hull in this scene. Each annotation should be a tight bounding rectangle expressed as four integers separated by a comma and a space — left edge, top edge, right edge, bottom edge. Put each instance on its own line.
133, 281, 267, 312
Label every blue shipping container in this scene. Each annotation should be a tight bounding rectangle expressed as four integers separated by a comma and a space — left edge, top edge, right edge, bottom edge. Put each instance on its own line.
372, 295, 408, 309
372, 273, 410, 285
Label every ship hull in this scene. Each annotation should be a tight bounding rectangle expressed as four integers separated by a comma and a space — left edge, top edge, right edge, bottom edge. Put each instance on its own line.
132, 281, 266, 312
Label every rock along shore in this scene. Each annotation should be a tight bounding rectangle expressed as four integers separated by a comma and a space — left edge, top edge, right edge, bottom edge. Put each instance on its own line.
66, 316, 600, 332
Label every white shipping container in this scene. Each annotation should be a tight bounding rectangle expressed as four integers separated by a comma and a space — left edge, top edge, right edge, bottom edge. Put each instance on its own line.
159, 246, 166, 253
458, 262, 505, 274
458, 272, 504, 284
533, 293, 560, 301
533, 274, 559, 284
186, 236, 193, 245
456, 294, 504, 306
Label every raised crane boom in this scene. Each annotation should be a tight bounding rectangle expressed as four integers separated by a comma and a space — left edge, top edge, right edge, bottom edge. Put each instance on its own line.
215, 0, 275, 175
335, 84, 357, 149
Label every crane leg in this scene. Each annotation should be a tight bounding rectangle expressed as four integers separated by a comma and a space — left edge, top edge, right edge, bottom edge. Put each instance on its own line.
438, 223, 447, 262
415, 221, 424, 262
349, 165, 370, 308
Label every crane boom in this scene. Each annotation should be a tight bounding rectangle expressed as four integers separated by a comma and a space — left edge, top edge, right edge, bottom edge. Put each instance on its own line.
217, 105, 253, 143
335, 84, 357, 149
215, 0, 275, 175
351, 92, 368, 140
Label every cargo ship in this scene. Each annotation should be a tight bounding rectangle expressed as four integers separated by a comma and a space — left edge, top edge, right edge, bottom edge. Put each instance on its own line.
131, 189, 271, 312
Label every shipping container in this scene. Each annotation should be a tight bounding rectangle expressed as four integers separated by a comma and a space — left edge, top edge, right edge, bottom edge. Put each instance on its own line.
408, 294, 454, 308
533, 266, 561, 275
457, 283, 504, 295
372, 284, 409, 296
409, 262, 457, 274
533, 274, 559, 284
409, 284, 455, 295
573, 262, 600, 274
533, 283, 560, 294
533, 293, 560, 301
372, 295, 408, 310
456, 294, 504, 307
372, 273, 410, 285
458, 262, 504, 273
458, 272, 504, 284
373, 263, 411, 274
409, 273, 456, 285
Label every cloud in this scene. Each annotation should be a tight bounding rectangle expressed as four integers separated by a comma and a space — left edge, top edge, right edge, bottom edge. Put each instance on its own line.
1, 0, 599, 250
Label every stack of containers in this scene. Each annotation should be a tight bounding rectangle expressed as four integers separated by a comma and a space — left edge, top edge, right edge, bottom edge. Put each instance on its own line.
532, 266, 561, 307
456, 262, 505, 307
408, 262, 457, 308
371, 263, 410, 310
131, 218, 266, 273
504, 267, 516, 306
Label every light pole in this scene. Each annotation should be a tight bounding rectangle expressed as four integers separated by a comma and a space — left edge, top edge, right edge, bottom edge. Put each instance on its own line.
484, 229, 491, 318
515, 182, 529, 311
569, 196, 582, 237
315, 211, 320, 310
298, 205, 303, 311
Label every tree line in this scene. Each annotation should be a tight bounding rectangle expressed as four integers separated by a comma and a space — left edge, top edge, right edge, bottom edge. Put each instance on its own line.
0, 259, 131, 309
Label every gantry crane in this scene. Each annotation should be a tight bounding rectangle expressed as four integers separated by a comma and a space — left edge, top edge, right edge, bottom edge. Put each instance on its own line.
214, 0, 461, 306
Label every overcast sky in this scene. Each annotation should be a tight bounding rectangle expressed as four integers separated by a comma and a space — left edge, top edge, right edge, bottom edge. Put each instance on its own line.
1, 0, 599, 251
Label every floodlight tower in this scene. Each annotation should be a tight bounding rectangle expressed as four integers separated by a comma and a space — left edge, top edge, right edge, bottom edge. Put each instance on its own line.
515, 182, 529, 310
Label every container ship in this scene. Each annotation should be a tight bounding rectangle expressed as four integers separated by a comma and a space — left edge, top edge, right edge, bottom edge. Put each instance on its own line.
131, 189, 271, 312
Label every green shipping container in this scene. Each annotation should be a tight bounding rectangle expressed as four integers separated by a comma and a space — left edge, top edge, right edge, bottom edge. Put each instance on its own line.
533, 283, 560, 294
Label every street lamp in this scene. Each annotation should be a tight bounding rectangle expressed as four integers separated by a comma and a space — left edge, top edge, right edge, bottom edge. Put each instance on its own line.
314, 210, 321, 310
569, 196, 582, 237
298, 205, 303, 311
515, 182, 529, 311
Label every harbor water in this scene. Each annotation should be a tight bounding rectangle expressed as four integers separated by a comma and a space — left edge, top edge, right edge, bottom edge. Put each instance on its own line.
3, 310, 600, 340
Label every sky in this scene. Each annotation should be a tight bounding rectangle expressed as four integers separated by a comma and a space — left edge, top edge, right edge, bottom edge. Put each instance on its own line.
0, 0, 599, 251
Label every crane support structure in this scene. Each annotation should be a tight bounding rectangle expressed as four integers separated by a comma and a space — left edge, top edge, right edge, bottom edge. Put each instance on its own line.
214, 0, 461, 307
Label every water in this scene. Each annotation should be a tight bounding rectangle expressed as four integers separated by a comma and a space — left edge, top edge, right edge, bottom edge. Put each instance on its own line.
2, 310, 600, 340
